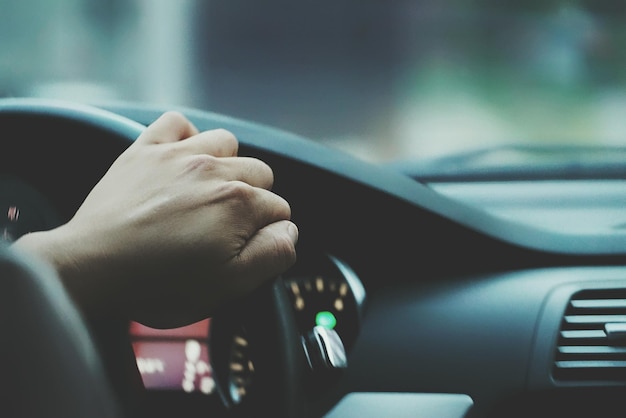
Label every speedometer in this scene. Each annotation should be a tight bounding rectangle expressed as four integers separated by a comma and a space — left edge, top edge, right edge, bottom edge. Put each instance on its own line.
283, 255, 365, 351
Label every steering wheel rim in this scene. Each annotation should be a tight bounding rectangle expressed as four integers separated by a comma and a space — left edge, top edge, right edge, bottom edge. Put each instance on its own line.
1, 240, 124, 418
0, 97, 146, 139
211, 279, 311, 418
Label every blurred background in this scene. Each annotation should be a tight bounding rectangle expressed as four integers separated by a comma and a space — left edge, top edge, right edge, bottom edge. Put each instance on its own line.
2, 0, 626, 162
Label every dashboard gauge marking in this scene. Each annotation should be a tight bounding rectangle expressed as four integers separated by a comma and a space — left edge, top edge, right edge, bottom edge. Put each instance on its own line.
234, 336, 247, 347
290, 282, 301, 295
230, 362, 244, 372
223, 327, 255, 406
339, 283, 348, 297
316, 277, 324, 292
334, 298, 344, 312
295, 297, 305, 310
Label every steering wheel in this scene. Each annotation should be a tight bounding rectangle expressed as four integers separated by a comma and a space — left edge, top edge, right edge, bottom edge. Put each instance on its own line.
0, 99, 314, 418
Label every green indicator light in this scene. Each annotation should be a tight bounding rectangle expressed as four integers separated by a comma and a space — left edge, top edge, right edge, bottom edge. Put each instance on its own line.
315, 311, 337, 329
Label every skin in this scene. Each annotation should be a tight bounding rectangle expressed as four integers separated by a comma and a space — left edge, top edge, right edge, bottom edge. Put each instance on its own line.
12, 111, 298, 328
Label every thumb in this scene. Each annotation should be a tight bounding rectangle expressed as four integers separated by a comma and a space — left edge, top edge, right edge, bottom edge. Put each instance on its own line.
231, 220, 298, 289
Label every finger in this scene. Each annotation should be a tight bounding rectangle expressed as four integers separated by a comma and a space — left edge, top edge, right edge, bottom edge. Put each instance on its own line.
230, 220, 299, 289
207, 182, 292, 227
176, 128, 239, 157
136, 111, 200, 144
221, 157, 275, 189
184, 156, 275, 190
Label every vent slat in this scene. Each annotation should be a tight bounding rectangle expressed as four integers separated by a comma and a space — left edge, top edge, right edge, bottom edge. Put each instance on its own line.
565, 315, 626, 324
556, 360, 626, 369
561, 330, 606, 339
553, 289, 626, 383
558, 346, 626, 355
571, 299, 626, 309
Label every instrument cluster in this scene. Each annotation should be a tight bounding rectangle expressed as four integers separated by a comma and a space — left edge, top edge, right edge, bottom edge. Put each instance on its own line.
128, 254, 365, 409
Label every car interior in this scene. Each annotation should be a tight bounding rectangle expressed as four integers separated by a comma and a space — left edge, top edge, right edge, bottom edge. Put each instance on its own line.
3, 1, 626, 418
2, 97, 626, 418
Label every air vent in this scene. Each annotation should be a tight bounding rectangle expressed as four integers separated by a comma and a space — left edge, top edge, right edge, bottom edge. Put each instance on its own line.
553, 289, 626, 382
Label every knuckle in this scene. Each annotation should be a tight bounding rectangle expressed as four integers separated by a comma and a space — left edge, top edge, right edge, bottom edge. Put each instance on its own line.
213, 128, 238, 150
156, 143, 181, 161
280, 199, 292, 218
185, 154, 220, 173
269, 195, 291, 220
246, 158, 274, 188
258, 160, 274, 182
161, 111, 188, 125
218, 180, 255, 203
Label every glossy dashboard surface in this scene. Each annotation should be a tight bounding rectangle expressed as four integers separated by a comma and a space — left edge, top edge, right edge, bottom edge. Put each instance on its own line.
2, 98, 626, 418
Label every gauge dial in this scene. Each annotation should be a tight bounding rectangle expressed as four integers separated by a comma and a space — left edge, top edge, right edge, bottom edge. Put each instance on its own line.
284, 255, 364, 351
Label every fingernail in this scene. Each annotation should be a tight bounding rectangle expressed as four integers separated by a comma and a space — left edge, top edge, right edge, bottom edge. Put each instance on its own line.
288, 222, 299, 243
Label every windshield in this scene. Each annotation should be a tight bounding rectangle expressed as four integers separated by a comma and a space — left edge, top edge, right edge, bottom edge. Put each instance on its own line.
3, 1, 626, 170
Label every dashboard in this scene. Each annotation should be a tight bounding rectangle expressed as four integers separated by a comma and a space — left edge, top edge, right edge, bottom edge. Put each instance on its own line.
2, 98, 626, 418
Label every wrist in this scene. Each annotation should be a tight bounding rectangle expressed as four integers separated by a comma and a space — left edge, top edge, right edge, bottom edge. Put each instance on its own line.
12, 228, 75, 278
11, 226, 121, 318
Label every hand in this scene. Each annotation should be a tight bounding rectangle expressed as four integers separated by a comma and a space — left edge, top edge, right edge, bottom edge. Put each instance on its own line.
13, 112, 298, 327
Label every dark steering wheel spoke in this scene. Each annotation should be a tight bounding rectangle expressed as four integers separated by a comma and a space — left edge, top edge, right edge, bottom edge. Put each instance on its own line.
211, 278, 312, 418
